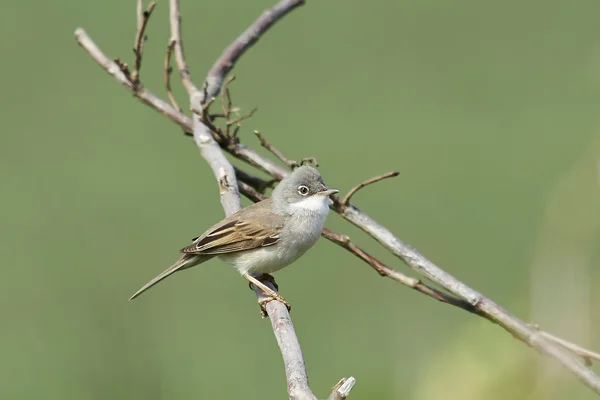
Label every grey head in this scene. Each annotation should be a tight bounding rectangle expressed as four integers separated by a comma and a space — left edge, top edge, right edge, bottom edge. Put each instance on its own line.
271, 166, 338, 208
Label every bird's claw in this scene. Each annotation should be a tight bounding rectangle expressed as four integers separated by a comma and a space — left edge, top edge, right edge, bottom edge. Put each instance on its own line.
258, 295, 292, 317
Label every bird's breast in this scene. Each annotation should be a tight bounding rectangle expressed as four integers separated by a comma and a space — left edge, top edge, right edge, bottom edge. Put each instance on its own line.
221, 204, 329, 276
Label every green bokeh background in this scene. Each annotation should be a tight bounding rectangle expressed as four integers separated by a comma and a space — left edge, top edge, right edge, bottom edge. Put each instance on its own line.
2, 0, 600, 399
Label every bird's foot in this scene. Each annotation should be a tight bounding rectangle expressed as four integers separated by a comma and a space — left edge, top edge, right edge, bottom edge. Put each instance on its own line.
258, 293, 291, 317
243, 273, 290, 317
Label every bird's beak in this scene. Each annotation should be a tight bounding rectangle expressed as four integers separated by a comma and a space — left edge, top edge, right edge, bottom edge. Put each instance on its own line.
318, 188, 339, 197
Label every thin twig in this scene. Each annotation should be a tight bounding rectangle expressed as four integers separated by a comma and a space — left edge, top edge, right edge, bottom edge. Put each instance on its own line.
342, 171, 399, 205
254, 130, 316, 169
163, 39, 181, 112
131, 1, 156, 86
255, 130, 297, 167
169, 0, 198, 95
75, 28, 192, 130
538, 330, 600, 366
227, 107, 258, 127
215, 75, 256, 137
220, 75, 236, 122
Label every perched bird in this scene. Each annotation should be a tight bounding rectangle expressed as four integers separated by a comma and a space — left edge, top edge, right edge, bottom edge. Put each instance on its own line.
129, 166, 338, 309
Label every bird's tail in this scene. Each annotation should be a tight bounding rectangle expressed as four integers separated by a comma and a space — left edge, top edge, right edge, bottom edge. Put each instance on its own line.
129, 254, 208, 301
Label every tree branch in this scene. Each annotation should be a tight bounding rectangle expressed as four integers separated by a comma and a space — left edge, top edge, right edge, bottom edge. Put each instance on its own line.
131, 0, 156, 86
202, 0, 305, 102
74, 0, 600, 396
341, 171, 399, 205
163, 39, 181, 112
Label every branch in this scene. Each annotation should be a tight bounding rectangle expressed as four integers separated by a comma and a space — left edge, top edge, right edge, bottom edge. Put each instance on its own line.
74, 0, 599, 396
163, 39, 181, 112
537, 330, 600, 367
255, 130, 318, 169
341, 171, 399, 205
202, 0, 305, 102
332, 199, 600, 392
131, 0, 156, 86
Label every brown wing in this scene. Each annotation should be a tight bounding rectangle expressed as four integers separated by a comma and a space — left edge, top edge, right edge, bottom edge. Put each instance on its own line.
180, 199, 282, 255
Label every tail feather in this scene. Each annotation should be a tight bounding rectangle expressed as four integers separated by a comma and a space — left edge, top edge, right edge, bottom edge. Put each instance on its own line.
129, 254, 206, 301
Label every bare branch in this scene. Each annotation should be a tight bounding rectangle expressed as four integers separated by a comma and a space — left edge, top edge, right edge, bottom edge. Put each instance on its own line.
202, 0, 306, 102
254, 131, 317, 169
163, 39, 181, 112
256, 282, 318, 400
341, 171, 399, 205
131, 1, 156, 86
227, 107, 257, 128
537, 330, 600, 367
169, 0, 198, 95
220, 75, 236, 122
335, 203, 600, 392
75, 28, 191, 128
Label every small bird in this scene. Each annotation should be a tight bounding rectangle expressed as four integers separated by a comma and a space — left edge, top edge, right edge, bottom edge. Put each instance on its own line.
129, 166, 338, 309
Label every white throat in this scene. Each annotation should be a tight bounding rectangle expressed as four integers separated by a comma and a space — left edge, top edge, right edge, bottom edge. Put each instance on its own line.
287, 195, 330, 217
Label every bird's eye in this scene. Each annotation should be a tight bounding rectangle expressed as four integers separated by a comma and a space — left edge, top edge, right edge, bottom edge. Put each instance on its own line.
297, 185, 309, 196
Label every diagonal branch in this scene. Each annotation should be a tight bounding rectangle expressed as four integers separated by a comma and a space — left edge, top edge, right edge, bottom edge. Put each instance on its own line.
255, 130, 318, 169
202, 0, 305, 102
341, 171, 399, 205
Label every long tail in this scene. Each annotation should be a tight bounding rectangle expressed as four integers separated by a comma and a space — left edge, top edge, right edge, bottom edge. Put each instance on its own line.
129, 254, 207, 301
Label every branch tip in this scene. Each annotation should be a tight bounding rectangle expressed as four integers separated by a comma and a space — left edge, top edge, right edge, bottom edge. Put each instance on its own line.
132, 1, 156, 86
328, 377, 356, 400
342, 171, 399, 205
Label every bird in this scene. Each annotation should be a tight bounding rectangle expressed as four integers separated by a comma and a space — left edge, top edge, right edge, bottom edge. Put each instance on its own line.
129, 165, 338, 310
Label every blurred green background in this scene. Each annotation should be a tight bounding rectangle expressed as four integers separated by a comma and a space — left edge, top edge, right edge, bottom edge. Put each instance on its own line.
2, 0, 600, 398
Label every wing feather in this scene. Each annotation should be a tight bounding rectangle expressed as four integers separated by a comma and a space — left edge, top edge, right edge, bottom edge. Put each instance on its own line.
180, 199, 282, 255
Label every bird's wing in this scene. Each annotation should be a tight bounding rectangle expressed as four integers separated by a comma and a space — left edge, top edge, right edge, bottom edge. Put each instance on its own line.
180, 200, 282, 255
